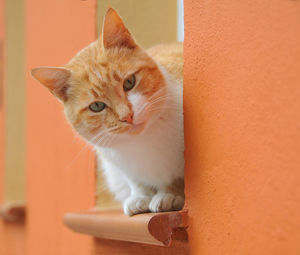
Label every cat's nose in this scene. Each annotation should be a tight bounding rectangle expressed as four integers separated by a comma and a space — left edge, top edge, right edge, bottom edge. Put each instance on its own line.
120, 112, 134, 124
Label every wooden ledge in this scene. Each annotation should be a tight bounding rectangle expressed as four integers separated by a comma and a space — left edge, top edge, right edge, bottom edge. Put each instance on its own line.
0, 202, 26, 222
63, 209, 188, 246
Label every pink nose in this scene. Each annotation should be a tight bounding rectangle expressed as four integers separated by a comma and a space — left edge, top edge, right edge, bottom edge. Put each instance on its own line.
121, 112, 133, 124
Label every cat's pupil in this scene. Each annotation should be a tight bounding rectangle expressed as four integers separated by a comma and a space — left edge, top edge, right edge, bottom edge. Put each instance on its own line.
123, 74, 136, 91
89, 101, 106, 112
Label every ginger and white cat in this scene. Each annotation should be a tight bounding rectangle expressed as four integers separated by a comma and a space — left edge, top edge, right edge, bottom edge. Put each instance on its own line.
31, 8, 184, 216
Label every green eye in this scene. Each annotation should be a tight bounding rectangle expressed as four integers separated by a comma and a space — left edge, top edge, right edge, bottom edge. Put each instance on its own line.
123, 74, 136, 91
89, 101, 106, 112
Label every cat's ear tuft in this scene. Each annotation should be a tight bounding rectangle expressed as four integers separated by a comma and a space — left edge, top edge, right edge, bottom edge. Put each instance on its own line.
102, 8, 137, 50
31, 67, 71, 102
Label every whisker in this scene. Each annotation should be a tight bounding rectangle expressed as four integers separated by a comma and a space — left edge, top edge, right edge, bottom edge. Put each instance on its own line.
63, 127, 115, 172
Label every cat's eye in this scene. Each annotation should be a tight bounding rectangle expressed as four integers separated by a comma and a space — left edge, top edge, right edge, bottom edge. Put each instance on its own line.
123, 74, 136, 92
89, 101, 106, 112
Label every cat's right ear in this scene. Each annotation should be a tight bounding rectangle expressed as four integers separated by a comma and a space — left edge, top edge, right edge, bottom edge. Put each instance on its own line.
31, 67, 71, 102
102, 8, 137, 50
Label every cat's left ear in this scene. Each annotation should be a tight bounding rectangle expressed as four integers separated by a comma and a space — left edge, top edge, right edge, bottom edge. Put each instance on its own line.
102, 8, 137, 50
31, 67, 71, 102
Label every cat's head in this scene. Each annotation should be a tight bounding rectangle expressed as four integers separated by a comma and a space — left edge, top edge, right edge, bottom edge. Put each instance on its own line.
31, 8, 167, 147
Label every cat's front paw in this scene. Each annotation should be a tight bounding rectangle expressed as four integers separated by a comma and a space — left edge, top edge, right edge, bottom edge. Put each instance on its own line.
123, 195, 151, 216
149, 193, 184, 213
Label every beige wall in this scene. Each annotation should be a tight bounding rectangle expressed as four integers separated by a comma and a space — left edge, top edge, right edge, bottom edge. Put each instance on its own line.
97, 0, 178, 48
4, 0, 25, 203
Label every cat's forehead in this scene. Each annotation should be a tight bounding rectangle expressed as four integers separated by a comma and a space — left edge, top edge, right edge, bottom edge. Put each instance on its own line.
84, 62, 126, 88
69, 42, 152, 82
68, 43, 157, 101
84, 56, 149, 87
70, 63, 125, 100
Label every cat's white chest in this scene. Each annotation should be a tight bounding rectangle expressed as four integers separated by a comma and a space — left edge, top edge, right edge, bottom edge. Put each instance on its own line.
97, 120, 184, 188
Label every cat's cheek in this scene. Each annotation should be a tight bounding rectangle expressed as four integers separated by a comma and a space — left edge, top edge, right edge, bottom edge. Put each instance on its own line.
71, 114, 105, 143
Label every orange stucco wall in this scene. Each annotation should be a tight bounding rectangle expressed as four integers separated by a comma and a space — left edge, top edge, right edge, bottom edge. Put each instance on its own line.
184, 0, 300, 254
25, 1, 96, 254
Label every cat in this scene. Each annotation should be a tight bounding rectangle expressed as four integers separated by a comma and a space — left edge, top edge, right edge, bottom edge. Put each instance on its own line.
31, 8, 184, 216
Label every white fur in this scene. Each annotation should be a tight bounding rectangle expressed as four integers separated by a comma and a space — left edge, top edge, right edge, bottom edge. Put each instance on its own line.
95, 65, 184, 215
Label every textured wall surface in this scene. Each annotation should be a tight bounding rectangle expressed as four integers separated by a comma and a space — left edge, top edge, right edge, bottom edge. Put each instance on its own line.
184, 0, 300, 254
